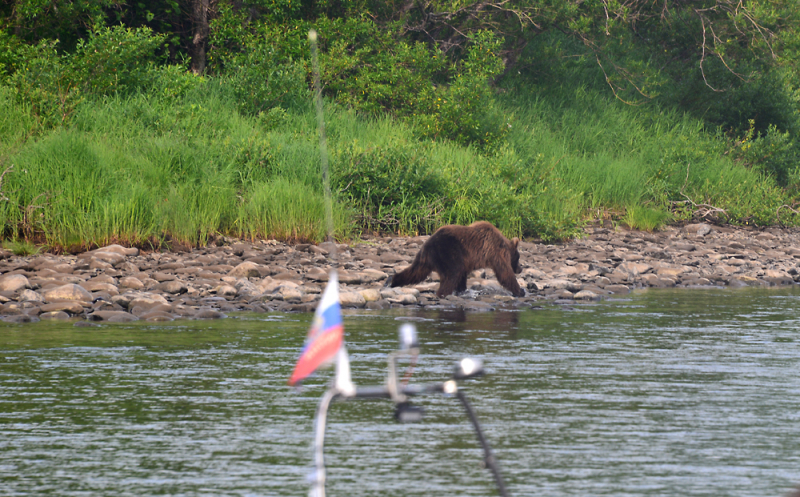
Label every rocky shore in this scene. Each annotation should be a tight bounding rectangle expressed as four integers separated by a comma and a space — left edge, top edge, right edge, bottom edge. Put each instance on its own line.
2, 222, 800, 324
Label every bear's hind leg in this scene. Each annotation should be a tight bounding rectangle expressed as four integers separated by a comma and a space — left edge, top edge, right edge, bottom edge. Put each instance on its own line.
436, 276, 460, 298
391, 254, 433, 287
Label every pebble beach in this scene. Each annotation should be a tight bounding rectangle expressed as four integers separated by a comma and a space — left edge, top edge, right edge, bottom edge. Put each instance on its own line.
2, 222, 800, 324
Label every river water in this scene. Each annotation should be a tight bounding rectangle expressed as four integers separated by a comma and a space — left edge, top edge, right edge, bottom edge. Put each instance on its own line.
1, 288, 799, 496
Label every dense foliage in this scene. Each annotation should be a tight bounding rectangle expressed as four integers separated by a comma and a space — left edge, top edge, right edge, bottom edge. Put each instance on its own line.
0, 0, 799, 248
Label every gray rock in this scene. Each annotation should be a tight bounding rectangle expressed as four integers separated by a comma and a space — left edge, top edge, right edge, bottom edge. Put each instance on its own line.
112, 291, 169, 309
119, 276, 144, 289
732, 275, 763, 286
40, 301, 85, 314
0, 303, 22, 315
214, 284, 237, 298
152, 271, 176, 282
82, 251, 127, 265
380, 253, 406, 263
764, 269, 794, 286
229, 262, 261, 279
727, 278, 750, 288
338, 271, 364, 285
387, 293, 417, 305
140, 311, 175, 322
304, 267, 329, 282
117, 262, 141, 274
280, 287, 303, 302
359, 289, 381, 302
574, 290, 600, 300
43, 284, 93, 302
360, 269, 388, 283
156, 280, 188, 294
728, 241, 746, 251
19, 289, 44, 302
40, 311, 71, 320
594, 276, 611, 287
97, 244, 139, 256
89, 311, 138, 322
522, 268, 548, 279
618, 262, 652, 276
685, 223, 712, 237
0, 274, 31, 292
462, 301, 495, 312
544, 279, 572, 290
548, 289, 574, 299
670, 243, 696, 252
233, 278, 260, 297
340, 291, 367, 307
107, 313, 139, 323
158, 262, 185, 270
195, 309, 225, 319
80, 281, 119, 294
273, 271, 299, 281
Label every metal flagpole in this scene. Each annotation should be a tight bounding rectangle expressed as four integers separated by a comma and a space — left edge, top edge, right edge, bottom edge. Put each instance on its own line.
308, 29, 337, 265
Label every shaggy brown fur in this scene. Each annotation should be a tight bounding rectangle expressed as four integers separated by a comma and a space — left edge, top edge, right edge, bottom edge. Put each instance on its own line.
390, 221, 524, 297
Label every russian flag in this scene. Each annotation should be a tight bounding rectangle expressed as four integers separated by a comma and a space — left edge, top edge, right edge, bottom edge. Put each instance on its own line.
288, 270, 344, 386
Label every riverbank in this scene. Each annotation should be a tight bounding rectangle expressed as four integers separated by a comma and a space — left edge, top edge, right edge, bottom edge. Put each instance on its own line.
2, 221, 800, 324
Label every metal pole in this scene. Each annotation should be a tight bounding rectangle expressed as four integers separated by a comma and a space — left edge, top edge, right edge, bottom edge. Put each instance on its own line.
309, 388, 338, 497
308, 29, 337, 264
456, 390, 510, 497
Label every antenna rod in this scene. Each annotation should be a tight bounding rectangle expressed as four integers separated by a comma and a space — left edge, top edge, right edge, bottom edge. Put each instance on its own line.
308, 29, 337, 264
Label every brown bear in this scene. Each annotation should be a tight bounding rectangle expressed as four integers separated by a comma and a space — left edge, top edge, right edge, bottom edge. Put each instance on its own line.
390, 221, 525, 297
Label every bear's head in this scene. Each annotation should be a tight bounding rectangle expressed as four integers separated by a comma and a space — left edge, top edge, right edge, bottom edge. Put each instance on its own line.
510, 237, 522, 274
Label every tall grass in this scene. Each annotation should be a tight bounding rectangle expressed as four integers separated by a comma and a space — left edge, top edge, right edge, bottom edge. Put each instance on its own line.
0, 85, 351, 248
501, 78, 793, 231
0, 65, 796, 250
237, 178, 351, 242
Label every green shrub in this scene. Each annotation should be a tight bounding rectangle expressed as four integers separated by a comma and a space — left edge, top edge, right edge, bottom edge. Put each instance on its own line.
210, 15, 509, 149
319, 22, 508, 148
410, 31, 508, 149
0, 29, 21, 78
224, 48, 308, 115
6, 40, 80, 126
735, 120, 799, 186
258, 107, 290, 131
72, 25, 167, 95
334, 144, 447, 234
5, 26, 197, 127
147, 64, 205, 100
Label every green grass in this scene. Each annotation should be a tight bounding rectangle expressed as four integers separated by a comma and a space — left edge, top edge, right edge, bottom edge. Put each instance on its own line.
499, 78, 793, 231
0, 85, 351, 248
622, 206, 673, 232
2, 239, 41, 256
0, 66, 797, 251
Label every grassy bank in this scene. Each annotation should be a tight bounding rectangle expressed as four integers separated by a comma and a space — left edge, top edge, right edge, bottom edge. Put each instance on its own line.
0, 69, 796, 251
2, 2, 799, 251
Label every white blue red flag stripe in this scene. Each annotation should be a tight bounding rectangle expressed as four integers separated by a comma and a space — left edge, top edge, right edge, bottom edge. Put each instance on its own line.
288, 271, 343, 386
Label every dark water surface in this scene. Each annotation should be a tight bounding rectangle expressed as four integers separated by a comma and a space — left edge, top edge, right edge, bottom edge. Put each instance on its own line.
2, 288, 800, 496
